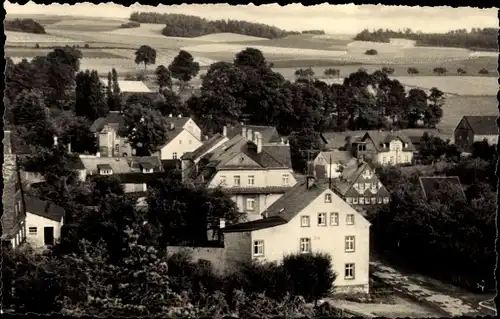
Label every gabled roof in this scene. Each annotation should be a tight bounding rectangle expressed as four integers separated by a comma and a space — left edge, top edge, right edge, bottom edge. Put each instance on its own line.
90, 112, 126, 134
25, 195, 65, 222
223, 181, 329, 233
97, 164, 113, 171
227, 124, 281, 144
262, 145, 292, 168
359, 130, 416, 152
419, 176, 466, 200
80, 156, 131, 175
331, 160, 370, 195
461, 116, 498, 136
317, 150, 353, 164
181, 133, 226, 161
99, 79, 151, 93
321, 131, 367, 150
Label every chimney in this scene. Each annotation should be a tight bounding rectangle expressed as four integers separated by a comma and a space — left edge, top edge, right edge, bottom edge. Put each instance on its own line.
169, 114, 173, 118
204, 135, 209, 141
247, 128, 253, 141
96, 151, 101, 157
255, 132, 262, 154
306, 176, 316, 189
67, 142, 71, 153
169, 123, 175, 130
241, 126, 247, 138
280, 137, 285, 145
53, 135, 58, 146
223, 126, 227, 137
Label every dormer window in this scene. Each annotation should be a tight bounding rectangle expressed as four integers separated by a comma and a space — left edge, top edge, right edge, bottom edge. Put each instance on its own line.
142, 168, 153, 174
140, 163, 154, 174
97, 164, 113, 175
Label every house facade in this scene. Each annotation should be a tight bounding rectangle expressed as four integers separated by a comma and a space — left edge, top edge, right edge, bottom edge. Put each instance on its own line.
156, 117, 203, 160
310, 150, 353, 179
351, 131, 415, 166
454, 116, 498, 152
188, 131, 296, 221
24, 196, 64, 250
331, 160, 391, 212
223, 178, 371, 294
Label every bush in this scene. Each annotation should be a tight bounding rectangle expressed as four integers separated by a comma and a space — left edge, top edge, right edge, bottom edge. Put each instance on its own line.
365, 49, 378, 55
407, 67, 419, 75
120, 21, 141, 28
84, 44, 90, 49
35, 43, 40, 48
457, 68, 467, 75
5, 18, 46, 34
478, 68, 489, 75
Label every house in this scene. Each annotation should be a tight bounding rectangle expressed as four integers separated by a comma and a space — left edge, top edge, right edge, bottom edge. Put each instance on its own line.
322, 131, 366, 151
24, 195, 65, 249
330, 159, 391, 212
1, 148, 27, 249
223, 177, 371, 294
351, 130, 416, 166
90, 111, 203, 160
419, 176, 466, 201
454, 116, 498, 152
188, 131, 296, 221
310, 150, 353, 179
399, 128, 451, 149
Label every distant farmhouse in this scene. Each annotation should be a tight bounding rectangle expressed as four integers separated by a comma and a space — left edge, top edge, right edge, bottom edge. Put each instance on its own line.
454, 115, 498, 152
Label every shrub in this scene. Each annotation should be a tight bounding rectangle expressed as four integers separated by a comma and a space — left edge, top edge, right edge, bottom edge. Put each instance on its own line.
478, 68, 489, 75
432, 67, 448, 75
381, 67, 395, 75
457, 68, 467, 75
407, 67, 419, 75
84, 44, 90, 49
120, 21, 141, 28
365, 49, 378, 55
35, 43, 40, 48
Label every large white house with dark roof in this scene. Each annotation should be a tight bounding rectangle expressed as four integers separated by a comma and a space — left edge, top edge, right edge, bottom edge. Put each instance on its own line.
185, 128, 295, 220
90, 111, 203, 160
223, 176, 371, 294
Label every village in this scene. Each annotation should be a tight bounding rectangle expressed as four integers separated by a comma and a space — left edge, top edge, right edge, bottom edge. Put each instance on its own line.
2, 3, 498, 318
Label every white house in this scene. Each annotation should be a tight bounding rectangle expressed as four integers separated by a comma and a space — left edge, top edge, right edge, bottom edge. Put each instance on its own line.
223, 176, 371, 294
155, 115, 203, 160
310, 150, 353, 179
24, 195, 64, 250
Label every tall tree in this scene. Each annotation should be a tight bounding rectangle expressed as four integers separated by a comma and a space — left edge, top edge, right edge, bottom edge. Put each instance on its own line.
424, 87, 445, 128
154, 90, 186, 117
11, 89, 48, 127
75, 70, 108, 121
404, 88, 428, 128
234, 47, 269, 69
288, 128, 323, 174
155, 65, 173, 92
134, 45, 157, 70
168, 50, 200, 90
123, 104, 170, 156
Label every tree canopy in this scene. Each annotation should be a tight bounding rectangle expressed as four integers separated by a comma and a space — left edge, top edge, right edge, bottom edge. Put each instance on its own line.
5, 18, 46, 34
134, 45, 157, 70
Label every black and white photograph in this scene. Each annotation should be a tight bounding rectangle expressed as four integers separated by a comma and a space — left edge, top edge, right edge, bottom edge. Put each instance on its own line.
2, 2, 498, 317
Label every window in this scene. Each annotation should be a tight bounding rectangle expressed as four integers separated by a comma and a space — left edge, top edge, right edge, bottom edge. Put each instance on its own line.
324, 194, 332, 203
172, 152, 178, 160
318, 213, 327, 226
330, 212, 339, 226
220, 175, 226, 185
179, 139, 182, 144
300, 238, 311, 253
246, 198, 255, 211
301, 216, 310, 227
253, 240, 264, 256
234, 176, 241, 186
15, 203, 19, 217
371, 197, 377, 204
364, 183, 370, 190
345, 263, 355, 280
365, 168, 371, 175
282, 174, 290, 186
187, 125, 193, 132
383, 197, 390, 204
248, 175, 255, 185
29, 227, 37, 235
100, 169, 113, 175
189, 140, 192, 145
405, 155, 409, 162
358, 183, 365, 192
352, 197, 358, 204
346, 214, 355, 225
390, 156, 394, 163
346, 197, 352, 204
371, 182, 377, 191
359, 197, 364, 204
382, 156, 387, 164
142, 168, 153, 174
345, 236, 355, 252
365, 197, 370, 204
377, 197, 383, 204
397, 156, 401, 163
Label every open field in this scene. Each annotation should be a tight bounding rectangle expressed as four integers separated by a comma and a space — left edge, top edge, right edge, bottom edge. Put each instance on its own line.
229, 34, 351, 51
5, 31, 84, 44
5, 14, 66, 26
437, 95, 498, 135
5, 48, 127, 59
102, 23, 166, 38
46, 18, 128, 32
193, 33, 270, 42
390, 76, 498, 96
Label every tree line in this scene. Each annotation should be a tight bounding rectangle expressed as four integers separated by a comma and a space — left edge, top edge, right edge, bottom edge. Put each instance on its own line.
5, 18, 46, 34
369, 139, 497, 292
129, 11, 299, 38
354, 28, 497, 50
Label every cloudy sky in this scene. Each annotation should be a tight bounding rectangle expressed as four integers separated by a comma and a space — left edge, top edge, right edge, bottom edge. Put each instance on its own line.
5, 2, 498, 34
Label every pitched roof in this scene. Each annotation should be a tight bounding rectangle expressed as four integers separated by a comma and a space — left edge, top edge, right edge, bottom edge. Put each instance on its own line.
264, 181, 328, 222
80, 156, 132, 175
90, 112, 126, 134
331, 160, 369, 195
419, 176, 466, 200
97, 164, 113, 171
322, 131, 367, 150
317, 150, 353, 164
181, 134, 226, 160
462, 116, 498, 135
222, 186, 293, 195
222, 216, 287, 233
99, 79, 152, 93
24, 195, 65, 222
227, 124, 281, 144
359, 130, 416, 152
262, 144, 292, 167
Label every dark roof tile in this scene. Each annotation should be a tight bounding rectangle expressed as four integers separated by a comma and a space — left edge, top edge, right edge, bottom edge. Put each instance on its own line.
25, 195, 65, 222
463, 116, 498, 135
223, 216, 287, 232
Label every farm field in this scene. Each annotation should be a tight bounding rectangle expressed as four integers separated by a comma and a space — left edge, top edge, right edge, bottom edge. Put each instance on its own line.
5, 31, 84, 44
5, 48, 127, 59
192, 33, 270, 42
229, 34, 350, 50
437, 95, 499, 135
46, 18, 128, 32
390, 76, 498, 96
102, 23, 166, 38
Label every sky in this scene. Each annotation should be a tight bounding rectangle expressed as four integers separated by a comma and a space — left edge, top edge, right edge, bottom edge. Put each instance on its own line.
4, 2, 498, 34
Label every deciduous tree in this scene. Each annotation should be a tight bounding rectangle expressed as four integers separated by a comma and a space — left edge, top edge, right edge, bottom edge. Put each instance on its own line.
134, 45, 157, 70
75, 69, 108, 121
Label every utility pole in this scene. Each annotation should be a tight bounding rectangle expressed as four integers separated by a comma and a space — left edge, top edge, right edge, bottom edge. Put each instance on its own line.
299, 149, 319, 176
